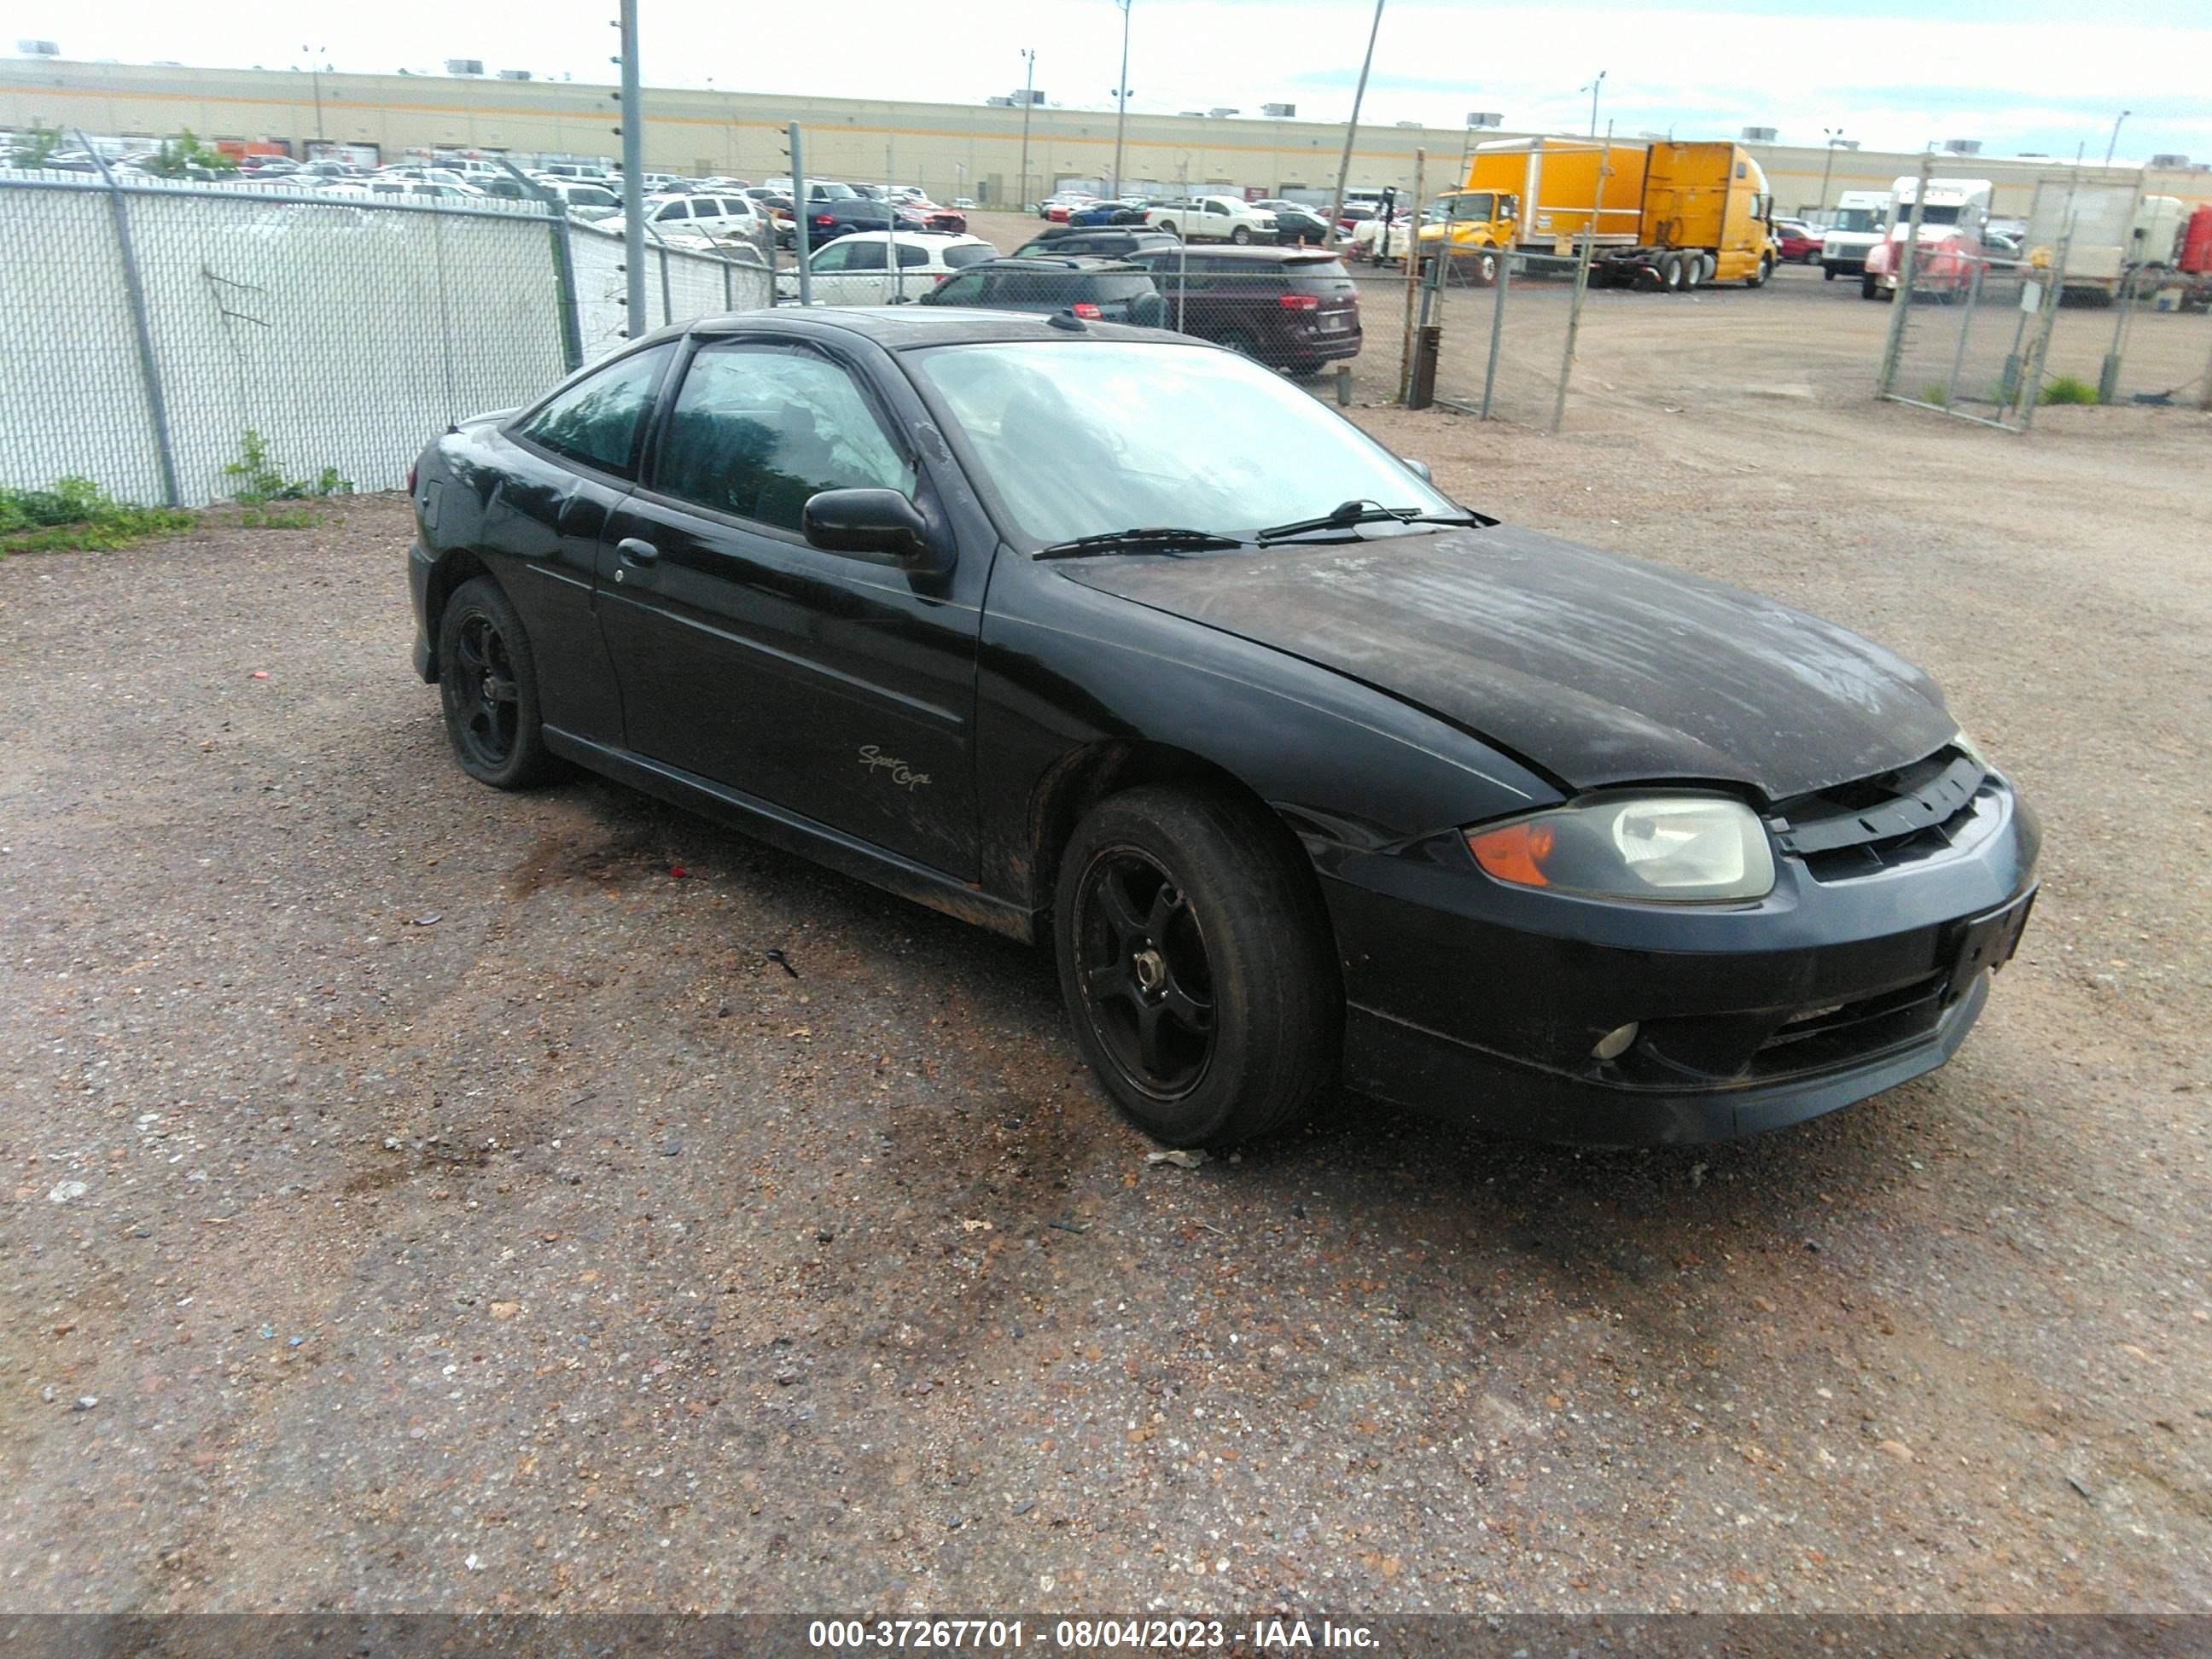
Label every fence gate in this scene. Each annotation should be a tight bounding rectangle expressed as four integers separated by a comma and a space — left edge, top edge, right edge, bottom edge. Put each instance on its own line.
1875, 241, 2064, 433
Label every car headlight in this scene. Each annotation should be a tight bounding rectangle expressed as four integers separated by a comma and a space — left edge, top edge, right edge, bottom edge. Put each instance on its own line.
1465, 795, 1776, 902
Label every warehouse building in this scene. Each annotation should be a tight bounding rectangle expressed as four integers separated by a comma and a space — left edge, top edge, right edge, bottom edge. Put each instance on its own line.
5, 58, 2204, 218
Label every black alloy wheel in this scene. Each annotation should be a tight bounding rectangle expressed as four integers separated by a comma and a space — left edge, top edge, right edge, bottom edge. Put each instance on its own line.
1053, 786, 1340, 1147
437, 575, 553, 789
1072, 849, 1217, 1100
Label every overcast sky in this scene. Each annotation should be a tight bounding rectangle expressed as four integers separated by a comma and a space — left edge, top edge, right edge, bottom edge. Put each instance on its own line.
11, 0, 2203, 163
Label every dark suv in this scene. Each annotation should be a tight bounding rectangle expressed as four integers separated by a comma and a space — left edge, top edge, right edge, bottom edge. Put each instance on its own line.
1126, 247, 1361, 375
1011, 228, 1183, 260
916, 258, 1167, 325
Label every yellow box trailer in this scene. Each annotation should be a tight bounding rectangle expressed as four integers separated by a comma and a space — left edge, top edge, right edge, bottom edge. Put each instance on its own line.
1412, 137, 1779, 290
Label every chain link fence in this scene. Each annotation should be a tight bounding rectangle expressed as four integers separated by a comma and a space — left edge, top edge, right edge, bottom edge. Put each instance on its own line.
1877, 236, 2212, 428
0, 169, 772, 506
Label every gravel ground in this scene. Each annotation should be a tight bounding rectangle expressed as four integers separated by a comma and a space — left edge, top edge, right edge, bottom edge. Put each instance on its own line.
3, 288, 2209, 1616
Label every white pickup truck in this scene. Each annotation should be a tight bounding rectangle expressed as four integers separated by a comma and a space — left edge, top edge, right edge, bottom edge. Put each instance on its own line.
1144, 195, 1278, 244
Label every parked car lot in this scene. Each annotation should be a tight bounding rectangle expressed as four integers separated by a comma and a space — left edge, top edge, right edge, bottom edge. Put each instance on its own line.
774, 230, 998, 303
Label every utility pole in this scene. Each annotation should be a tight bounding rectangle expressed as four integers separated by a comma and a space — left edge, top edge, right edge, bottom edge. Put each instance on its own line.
1323, 0, 1387, 249
1109, 0, 1132, 200
615, 0, 646, 335
1818, 126, 1844, 216
1017, 49, 1036, 210
2103, 108, 2130, 170
303, 45, 327, 148
1582, 69, 1606, 139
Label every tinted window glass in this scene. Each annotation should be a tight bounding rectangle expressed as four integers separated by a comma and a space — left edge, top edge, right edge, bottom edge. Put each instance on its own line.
809, 242, 853, 272
895, 243, 929, 268
1090, 274, 1158, 301
842, 241, 888, 271
928, 271, 988, 304
655, 346, 916, 533
942, 242, 996, 269
518, 343, 674, 474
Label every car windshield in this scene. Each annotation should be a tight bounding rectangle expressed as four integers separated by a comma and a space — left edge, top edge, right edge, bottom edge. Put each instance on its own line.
1832, 208, 1883, 232
909, 341, 1456, 548
1912, 204, 1963, 226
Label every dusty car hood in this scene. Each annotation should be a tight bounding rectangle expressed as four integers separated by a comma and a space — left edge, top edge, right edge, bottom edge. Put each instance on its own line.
1060, 525, 1956, 802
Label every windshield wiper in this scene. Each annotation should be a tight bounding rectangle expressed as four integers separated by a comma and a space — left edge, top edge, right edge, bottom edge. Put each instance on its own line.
1254, 500, 1486, 544
1034, 527, 1247, 561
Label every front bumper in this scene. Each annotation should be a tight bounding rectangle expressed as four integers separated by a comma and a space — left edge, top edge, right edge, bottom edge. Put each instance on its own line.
1319, 777, 2039, 1145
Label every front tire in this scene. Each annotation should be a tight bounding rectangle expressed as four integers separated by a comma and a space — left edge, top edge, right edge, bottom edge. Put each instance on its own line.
1230, 225, 1252, 245
1053, 787, 1340, 1147
437, 575, 553, 789
1861, 273, 1880, 300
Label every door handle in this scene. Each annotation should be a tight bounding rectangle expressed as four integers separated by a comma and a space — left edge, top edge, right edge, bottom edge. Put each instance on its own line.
615, 537, 660, 567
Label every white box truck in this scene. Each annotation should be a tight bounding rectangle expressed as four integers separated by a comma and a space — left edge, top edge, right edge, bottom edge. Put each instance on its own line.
2022, 180, 2186, 305
1819, 189, 1892, 280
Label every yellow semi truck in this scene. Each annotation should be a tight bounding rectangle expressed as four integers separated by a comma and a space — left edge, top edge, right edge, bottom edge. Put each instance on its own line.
1416, 137, 1779, 290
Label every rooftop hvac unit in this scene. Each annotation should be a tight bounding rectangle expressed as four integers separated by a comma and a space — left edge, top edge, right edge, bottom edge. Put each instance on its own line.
2149, 153, 2189, 168
1261, 102, 1295, 118
1466, 112, 1502, 128
1394, 119, 1423, 128
445, 58, 485, 76
1015, 89, 1045, 105
15, 38, 60, 55
1179, 110, 1207, 118
986, 96, 1014, 107
497, 68, 531, 80
1942, 138, 1981, 154
1208, 107, 1239, 118
1741, 125, 1777, 143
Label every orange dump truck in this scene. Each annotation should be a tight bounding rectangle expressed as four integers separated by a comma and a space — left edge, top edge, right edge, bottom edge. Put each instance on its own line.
1418, 137, 1779, 290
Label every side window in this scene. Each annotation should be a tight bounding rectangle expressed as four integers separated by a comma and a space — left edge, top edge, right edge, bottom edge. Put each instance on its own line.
895, 243, 929, 268
656, 201, 690, 221
931, 271, 987, 303
810, 242, 853, 272
842, 241, 888, 271
654, 345, 917, 533
942, 242, 996, 269
515, 343, 675, 475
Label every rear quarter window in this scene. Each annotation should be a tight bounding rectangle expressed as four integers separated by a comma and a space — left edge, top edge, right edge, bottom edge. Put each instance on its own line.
943, 243, 997, 269
1088, 274, 1158, 302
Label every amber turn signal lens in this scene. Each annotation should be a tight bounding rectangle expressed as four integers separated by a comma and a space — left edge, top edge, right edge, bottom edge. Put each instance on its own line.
1467, 821, 1554, 888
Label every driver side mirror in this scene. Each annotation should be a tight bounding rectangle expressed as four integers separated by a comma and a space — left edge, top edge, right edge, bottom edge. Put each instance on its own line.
802, 488, 948, 573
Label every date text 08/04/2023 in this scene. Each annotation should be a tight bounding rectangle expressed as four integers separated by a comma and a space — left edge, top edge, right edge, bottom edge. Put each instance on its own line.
806, 1618, 1381, 1650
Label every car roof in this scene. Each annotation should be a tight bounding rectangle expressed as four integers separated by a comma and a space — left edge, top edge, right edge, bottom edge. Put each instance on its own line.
1138, 245, 1342, 264
672, 306, 1194, 352
956, 256, 1145, 272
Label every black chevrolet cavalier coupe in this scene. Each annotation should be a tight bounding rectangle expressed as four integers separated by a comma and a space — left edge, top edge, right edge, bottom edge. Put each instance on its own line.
409, 309, 2037, 1149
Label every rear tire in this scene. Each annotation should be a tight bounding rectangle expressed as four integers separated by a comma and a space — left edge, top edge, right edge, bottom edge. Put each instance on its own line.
1053, 786, 1340, 1147
436, 575, 554, 790
1660, 253, 1685, 293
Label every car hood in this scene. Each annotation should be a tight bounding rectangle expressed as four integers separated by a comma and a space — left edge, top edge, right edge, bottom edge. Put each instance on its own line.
1059, 525, 1955, 802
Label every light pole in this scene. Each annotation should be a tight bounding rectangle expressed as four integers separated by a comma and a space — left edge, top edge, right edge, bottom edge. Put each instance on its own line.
1323, 0, 1388, 249
1818, 125, 1845, 215
1109, 0, 1132, 201
1580, 69, 1606, 139
301, 44, 328, 148
2104, 108, 2130, 169
1017, 49, 1036, 210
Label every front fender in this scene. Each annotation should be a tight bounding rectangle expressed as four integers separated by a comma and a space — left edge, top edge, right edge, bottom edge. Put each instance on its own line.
975, 554, 1559, 907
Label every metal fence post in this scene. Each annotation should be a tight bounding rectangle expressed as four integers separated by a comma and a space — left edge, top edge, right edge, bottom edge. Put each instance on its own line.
1553, 228, 1598, 433
504, 160, 583, 373
1942, 257, 1985, 409
1877, 151, 1932, 399
2015, 220, 2072, 433
789, 122, 813, 307
82, 138, 182, 506
1481, 251, 1511, 419
1398, 148, 1423, 404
